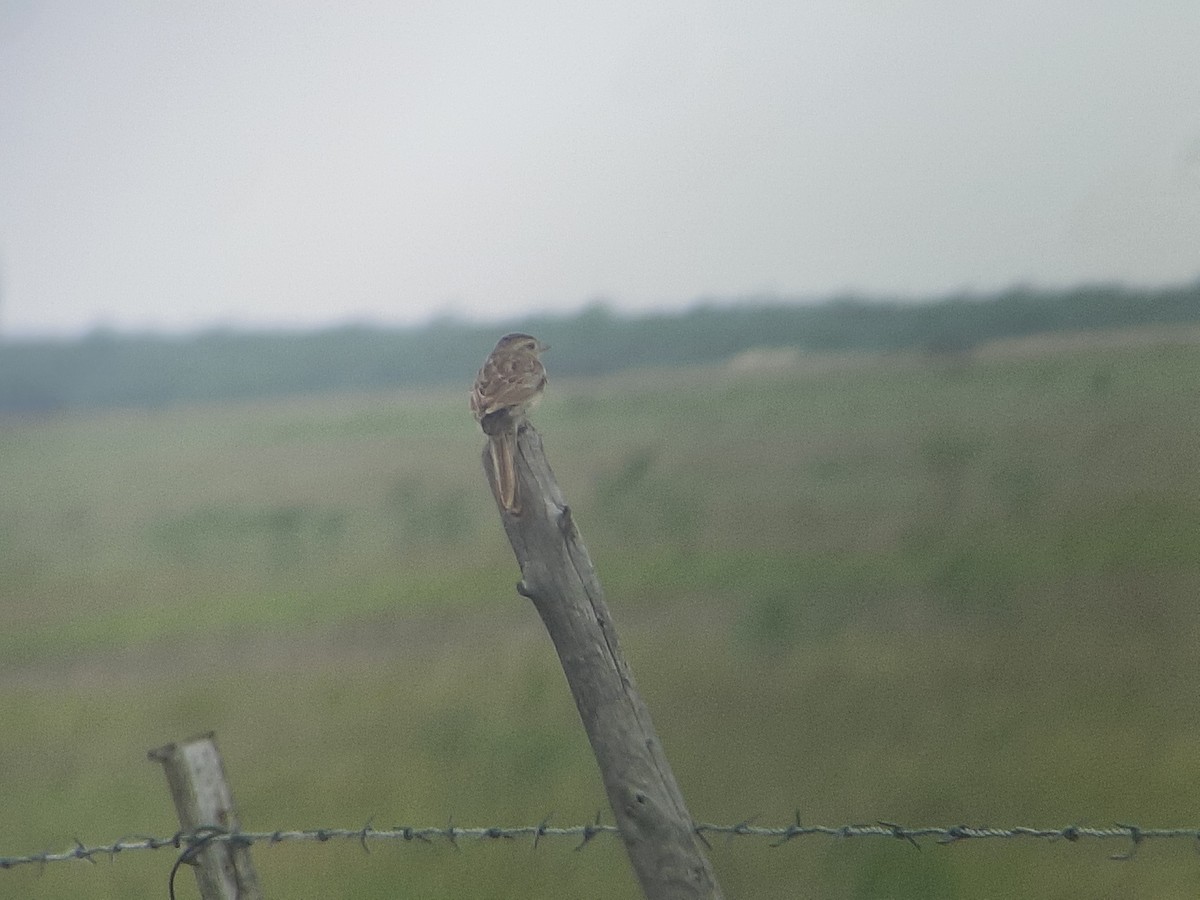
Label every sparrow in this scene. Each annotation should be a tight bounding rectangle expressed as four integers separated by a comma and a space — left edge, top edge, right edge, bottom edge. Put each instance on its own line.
469, 333, 548, 513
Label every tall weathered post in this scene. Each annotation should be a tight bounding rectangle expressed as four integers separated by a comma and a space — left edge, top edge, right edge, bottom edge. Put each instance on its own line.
484, 425, 724, 900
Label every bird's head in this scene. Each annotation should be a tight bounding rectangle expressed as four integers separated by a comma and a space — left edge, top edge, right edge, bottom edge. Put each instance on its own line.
493, 332, 549, 355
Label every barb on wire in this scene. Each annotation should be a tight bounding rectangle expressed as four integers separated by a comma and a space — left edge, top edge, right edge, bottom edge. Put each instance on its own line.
3, 821, 1200, 871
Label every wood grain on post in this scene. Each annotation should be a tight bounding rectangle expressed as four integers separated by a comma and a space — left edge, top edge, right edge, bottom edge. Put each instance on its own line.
148, 733, 263, 900
485, 425, 724, 900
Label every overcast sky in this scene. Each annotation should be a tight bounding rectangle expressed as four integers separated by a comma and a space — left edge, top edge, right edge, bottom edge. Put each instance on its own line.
1, 2, 1198, 337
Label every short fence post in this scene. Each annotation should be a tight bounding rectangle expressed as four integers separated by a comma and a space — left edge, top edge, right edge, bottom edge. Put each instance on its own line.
148, 732, 263, 900
483, 425, 725, 900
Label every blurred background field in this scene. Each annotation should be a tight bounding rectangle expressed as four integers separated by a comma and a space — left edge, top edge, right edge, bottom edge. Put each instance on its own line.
3, 321, 1200, 898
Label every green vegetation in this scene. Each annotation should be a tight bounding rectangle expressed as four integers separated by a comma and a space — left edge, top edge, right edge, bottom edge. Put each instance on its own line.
3, 327, 1200, 897
3, 279, 1200, 413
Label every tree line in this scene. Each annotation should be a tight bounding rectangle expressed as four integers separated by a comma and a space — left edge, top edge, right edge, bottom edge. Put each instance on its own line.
1, 280, 1197, 414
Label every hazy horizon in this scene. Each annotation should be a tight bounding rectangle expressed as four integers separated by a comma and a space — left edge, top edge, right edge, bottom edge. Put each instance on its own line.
3, 2, 1198, 338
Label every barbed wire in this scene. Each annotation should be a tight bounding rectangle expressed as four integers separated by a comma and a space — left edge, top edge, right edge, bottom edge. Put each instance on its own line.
4, 818, 1197, 871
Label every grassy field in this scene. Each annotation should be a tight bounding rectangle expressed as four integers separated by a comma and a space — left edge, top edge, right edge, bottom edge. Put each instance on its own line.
3, 328, 1200, 898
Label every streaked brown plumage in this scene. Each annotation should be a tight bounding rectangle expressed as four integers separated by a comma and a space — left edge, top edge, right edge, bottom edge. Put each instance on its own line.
470, 333, 548, 513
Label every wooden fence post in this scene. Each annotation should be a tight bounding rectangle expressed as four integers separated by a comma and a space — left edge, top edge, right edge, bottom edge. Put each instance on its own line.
148, 732, 263, 900
484, 426, 725, 900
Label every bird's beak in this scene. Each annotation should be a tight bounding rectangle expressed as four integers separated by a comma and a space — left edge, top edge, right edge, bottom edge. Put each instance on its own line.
538, 340, 551, 353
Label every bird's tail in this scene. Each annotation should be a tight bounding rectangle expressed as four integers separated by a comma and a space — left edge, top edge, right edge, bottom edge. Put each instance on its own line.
490, 430, 520, 514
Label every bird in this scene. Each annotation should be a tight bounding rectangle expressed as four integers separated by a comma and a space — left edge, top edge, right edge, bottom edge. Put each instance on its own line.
469, 333, 548, 513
